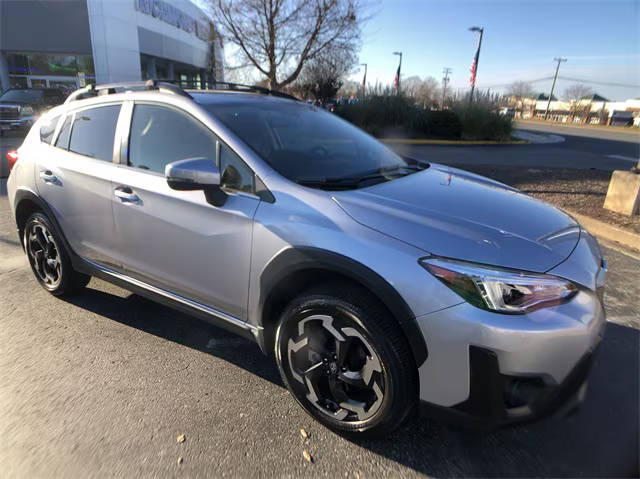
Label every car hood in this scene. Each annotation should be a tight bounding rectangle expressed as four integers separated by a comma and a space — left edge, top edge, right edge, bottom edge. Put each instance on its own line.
332, 164, 580, 272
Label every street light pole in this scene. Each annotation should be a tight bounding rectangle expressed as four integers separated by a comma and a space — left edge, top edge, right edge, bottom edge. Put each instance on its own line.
393, 51, 402, 94
442, 67, 452, 108
544, 57, 567, 120
468, 26, 483, 104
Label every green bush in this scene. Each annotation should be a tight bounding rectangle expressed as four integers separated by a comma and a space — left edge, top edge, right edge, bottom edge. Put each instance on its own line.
335, 96, 512, 141
453, 103, 513, 141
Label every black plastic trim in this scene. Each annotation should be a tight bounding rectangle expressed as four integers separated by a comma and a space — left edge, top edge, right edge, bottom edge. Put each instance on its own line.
419, 345, 596, 429
258, 247, 428, 367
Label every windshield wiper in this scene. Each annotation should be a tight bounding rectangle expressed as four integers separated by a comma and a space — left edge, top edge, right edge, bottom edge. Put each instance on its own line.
297, 164, 427, 190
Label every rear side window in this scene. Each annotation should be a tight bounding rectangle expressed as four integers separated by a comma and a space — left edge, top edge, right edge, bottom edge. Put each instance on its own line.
40, 115, 60, 144
69, 105, 120, 162
55, 115, 72, 149
128, 104, 218, 174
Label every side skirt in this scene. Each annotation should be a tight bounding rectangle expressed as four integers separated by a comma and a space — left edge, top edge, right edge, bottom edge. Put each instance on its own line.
75, 258, 262, 343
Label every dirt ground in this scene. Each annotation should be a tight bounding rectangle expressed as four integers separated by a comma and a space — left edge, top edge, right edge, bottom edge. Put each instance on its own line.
462, 166, 640, 235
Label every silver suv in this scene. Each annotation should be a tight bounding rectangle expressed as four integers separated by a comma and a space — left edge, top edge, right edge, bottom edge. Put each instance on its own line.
7, 81, 607, 436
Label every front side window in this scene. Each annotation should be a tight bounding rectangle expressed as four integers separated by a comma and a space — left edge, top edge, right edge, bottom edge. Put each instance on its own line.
40, 115, 60, 144
69, 105, 120, 162
128, 104, 254, 192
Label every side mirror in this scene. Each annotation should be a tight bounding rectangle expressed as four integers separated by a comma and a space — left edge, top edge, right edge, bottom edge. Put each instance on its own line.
165, 157, 227, 206
165, 157, 220, 190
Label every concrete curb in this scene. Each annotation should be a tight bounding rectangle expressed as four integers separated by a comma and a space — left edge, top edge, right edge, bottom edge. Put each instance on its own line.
380, 138, 528, 145
568, 210, 640, 251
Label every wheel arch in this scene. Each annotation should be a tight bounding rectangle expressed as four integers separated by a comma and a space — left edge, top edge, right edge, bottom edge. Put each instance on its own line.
257, 247, 428, 367
13, 190, 73, 258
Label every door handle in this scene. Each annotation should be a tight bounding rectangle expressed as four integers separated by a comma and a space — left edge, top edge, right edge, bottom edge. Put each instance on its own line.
114, 187, 140, 203
39, 170, 58, 183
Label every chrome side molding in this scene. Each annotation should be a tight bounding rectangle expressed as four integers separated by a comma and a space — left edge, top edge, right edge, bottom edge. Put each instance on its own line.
82, 259, 258, 333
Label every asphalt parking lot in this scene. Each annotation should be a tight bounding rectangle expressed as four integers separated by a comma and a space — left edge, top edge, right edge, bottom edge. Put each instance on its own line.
0, 191, 638, 478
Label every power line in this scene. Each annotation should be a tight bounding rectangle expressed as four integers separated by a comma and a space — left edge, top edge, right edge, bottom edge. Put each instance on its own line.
557, 76, 640, 89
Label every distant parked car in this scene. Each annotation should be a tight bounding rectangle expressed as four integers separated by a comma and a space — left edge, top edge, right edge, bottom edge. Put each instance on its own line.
499, 107, 515, 118
0, 88, 66, 136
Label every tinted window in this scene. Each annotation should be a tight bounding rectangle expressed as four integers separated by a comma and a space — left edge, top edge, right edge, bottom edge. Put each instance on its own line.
40, 115, 60, 144
69, 105, 120, 161
129, 104, 218, 174
55, 115, 72, 149
219, 145, 254, 193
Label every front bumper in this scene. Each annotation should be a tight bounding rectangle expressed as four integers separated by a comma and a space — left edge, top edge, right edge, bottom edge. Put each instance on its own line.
415, 287, 606, 428
419, 344, 597, 428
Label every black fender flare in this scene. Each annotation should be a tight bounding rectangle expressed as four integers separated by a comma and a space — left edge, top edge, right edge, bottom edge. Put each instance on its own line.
258, 247, 428, 367
13, 189, 82, 267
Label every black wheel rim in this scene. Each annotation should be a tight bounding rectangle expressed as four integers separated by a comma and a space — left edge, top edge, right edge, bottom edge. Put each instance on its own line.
286, 313, 385, 423
26, 223, 62, 288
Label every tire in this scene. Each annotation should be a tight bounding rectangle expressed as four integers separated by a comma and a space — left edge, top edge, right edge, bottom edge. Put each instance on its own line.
24, 212, 91, 296
274, 282, 418, 437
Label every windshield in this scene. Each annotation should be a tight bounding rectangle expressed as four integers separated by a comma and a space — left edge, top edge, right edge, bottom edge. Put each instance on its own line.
0, 89, 44, 103
204, 100, 417, 188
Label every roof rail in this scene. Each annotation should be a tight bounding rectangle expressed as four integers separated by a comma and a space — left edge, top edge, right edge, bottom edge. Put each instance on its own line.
64, 80, 192, 103
162, 79, 299, 101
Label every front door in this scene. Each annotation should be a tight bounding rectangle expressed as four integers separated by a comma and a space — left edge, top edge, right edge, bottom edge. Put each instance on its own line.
111, 103, 260, 320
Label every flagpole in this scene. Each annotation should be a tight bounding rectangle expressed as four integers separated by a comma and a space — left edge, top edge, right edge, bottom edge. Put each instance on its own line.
393, 51, 402, 95
468, 26, 483, 104
360, 63, 367, 98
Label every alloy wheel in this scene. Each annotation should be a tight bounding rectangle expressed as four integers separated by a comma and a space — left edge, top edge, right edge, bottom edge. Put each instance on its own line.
286, 314, 385, 422
26, 223, 62, 288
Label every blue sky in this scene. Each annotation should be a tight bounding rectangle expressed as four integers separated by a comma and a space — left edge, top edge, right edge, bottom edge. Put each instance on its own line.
349, 0, 640, 100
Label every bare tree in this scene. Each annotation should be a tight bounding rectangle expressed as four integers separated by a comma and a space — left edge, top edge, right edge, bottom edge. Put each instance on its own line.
563, 83, 593, 100
211, 0, 363, 90
403, 76, 440, 109
293, 44, 356, 102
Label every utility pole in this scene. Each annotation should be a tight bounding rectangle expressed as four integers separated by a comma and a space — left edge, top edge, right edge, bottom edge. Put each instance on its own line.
393, 51, 402, 94
442, 67, 452, 109
468, 26, 484, 104
544, 57, 567, 120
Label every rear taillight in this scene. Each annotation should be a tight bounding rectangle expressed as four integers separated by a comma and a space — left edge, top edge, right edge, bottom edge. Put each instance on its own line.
7, 150, 19, 171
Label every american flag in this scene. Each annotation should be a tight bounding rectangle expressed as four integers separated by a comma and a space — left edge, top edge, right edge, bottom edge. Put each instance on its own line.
469, 46, 480, 87
393, 64, 400, 91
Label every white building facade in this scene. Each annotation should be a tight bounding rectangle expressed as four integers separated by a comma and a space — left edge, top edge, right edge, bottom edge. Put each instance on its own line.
0, 0, 223, 92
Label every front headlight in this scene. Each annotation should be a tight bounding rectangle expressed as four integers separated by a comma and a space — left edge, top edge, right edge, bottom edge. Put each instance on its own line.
20, 106, 34, 117
420, 256, 577, 314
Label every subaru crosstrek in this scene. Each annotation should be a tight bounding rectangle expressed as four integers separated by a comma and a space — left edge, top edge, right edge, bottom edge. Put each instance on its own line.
6, 81, 607, 436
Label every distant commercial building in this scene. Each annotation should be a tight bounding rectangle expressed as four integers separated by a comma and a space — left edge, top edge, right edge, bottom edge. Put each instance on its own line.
0, 0, 224, 93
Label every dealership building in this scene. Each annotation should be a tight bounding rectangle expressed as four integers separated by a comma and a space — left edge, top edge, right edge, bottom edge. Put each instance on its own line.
0, 0, 224, 93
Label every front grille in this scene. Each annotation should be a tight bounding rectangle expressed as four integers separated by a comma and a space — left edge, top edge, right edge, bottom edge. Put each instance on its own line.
0, 106, 20, 120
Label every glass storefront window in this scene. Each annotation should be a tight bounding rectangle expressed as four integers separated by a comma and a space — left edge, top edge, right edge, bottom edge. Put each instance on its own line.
6, 53, 95, 78
6, 54, 29, 75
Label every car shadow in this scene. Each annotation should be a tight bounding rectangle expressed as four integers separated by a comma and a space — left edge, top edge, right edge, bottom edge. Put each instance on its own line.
62, 285, 284, 388
63, 286, 638, 477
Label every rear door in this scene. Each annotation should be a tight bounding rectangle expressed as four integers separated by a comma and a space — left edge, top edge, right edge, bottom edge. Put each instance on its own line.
36, 103, 122, 267
110, 102, 260, 320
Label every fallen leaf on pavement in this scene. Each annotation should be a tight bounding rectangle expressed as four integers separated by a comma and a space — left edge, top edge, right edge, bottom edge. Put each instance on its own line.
300, 428, 308, 439
177, 434, 186, 443
177, 456, 183, 465
303, 449, 313, 463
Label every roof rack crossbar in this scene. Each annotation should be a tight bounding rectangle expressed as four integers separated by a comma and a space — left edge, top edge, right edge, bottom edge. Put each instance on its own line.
64, 80, 192, 103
